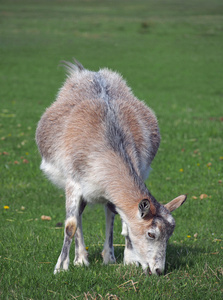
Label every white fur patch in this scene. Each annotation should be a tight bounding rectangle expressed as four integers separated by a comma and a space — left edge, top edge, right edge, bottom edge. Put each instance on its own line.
40, 158, 66, 189
121, 221, 128, 237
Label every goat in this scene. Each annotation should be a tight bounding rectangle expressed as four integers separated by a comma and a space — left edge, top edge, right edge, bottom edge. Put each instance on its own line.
35, 59, 186, 275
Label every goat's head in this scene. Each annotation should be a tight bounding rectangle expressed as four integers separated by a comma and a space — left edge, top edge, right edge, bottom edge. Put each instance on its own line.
121, 194, 187, 275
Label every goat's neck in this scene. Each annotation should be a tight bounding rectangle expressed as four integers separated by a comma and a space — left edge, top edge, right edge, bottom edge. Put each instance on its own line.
95, 150, 148, 216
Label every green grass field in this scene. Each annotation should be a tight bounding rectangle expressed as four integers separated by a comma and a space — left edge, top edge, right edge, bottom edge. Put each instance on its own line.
0, 0, 222, 299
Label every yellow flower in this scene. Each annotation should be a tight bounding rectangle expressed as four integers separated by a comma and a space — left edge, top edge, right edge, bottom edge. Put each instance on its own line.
179, 168, 184, 172
85, 247, 89, 251
187, 235, 191, 238
197, 163, 200, 166
4, 206, 9, 209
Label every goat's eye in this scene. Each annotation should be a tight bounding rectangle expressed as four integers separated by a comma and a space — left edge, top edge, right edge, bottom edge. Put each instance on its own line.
148, 232, 155, 239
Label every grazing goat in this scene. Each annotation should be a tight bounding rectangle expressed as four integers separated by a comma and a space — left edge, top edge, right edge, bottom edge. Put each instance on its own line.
36, 60, 186, 275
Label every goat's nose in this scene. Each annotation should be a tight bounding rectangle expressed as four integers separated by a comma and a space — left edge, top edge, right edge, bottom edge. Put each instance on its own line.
155, 268, 162, 276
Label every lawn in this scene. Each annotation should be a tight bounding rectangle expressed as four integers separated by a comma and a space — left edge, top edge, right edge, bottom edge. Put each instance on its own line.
0, 0, 222, 299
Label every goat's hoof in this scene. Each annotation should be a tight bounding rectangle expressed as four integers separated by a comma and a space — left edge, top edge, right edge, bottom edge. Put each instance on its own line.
102, 250, 116, 264
54, 267, 68, 274
73, 257, 89, 267
103, 256, 116, 264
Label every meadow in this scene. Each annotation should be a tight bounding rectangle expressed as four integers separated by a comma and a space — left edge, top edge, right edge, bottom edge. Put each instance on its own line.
0, 0, 222, 299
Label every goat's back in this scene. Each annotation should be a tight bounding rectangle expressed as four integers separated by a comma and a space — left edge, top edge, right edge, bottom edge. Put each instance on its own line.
36, 65, 160, 186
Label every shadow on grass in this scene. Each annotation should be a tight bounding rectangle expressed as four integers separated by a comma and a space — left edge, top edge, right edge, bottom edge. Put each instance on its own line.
165, 243, 204, 273
86, 243, 204, 274
86, 245, 124, 265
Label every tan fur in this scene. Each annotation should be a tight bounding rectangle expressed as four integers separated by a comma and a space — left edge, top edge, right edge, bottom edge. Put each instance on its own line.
66, 222, 77, 239
164, 195, 187, 212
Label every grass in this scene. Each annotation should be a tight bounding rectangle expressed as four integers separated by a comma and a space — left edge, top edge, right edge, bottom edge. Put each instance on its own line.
0, 0, 222, 299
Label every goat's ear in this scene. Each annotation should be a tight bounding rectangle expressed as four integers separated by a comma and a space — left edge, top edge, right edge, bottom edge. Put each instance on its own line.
138, 199, 150, 218
164, 195, 187, 212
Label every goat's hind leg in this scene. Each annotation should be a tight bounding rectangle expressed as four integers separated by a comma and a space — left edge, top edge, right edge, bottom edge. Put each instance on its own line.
54, 181, 85, 274
73, 200, 89, 266
102, 203, 116, 264
54, 220, 75, 274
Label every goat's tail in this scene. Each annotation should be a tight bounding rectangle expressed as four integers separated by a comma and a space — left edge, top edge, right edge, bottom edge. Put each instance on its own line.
60, 58, 85, 74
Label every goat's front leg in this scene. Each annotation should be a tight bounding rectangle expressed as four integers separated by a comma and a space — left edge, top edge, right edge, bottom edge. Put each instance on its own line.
121, 221, 139, 266
102, 204, 116, 264
54, 180, 87, 274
